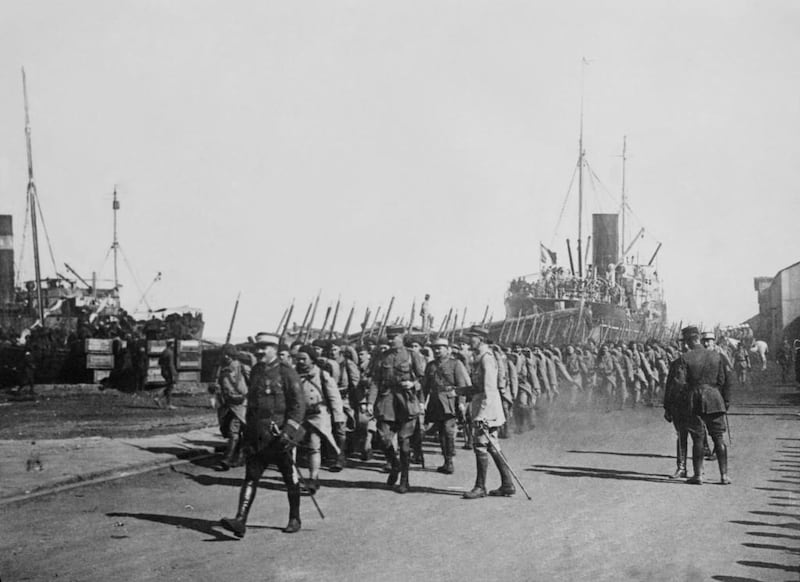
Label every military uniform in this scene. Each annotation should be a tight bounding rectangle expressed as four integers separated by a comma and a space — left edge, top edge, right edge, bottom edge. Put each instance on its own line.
461, 327, 514, 499
214, 349, 248, 470
156, 341, 178, 409
513, 348, 539, 433
221, 334, 306, 537
664, 327, 731, 485
367, 328, 427, 493
298, 360, 343, 489
422, 340, 471, 474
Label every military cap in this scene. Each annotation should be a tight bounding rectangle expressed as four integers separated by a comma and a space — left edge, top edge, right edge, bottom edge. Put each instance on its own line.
465, 325, 489, 340
278, 343, 289, 352
385, 325, 406, 337
431, 337, 450, 348
222, 343, 237, 358
255, 332, 280, 346
701, 331, 715, 341
681, 326, 700, 340
297, 344, 318, 363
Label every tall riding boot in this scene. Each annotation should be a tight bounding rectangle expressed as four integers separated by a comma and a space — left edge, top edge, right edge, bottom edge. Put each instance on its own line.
438, 433, 455, 474
283, 485, 302, 533
670, 437, 687, 479
395, 449, 411, 494
488, 447, 516, 496
216, 431, 240, 471
411, 421, 425, 467
385, 446, 400, 487
463, 449, 488, 499
221, 479, 257, 538
687, 438, 704, 484
714, 438, 730, 484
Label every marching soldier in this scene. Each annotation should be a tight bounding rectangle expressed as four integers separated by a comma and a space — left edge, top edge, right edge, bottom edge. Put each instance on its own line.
422, 337, 471, 474
220, 332, 306, 537
460, 326, 515, 499
328, 340, 360, 470
212, 344, 248, 472
354, 345, 377, 460
295, 345, 343, 492
366, 326, 427, 493
513, 346, 539, 433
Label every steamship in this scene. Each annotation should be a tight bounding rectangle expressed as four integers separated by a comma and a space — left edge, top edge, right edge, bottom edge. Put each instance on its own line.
497, 132, 669, 346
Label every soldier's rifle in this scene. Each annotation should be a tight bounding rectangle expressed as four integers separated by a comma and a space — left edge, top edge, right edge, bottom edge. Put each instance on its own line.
226, 292, 241, 344
480, 305, 489, 326
462, 307, 468, 331
377, 296, 395, 339
297, 301, 313, 343
408, 298, 416, 333
341, 303, 355, 339
279, 300, 295, 346
327, 296, 341, 339
303, 291, 322, 343
439, 308, 453, 336
358, 307, 371, 343
475, 422, 532, 501
370, 306, 382, 338
320, 304, 333, 340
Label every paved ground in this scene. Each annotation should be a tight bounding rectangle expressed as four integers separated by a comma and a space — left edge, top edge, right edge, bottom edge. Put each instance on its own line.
0, 371, 798, 581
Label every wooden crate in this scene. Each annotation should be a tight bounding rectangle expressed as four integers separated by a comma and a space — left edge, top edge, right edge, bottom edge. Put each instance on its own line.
147, 340, 168, 355
178, 370, 201, 383
178, 340, 201, 352
93, 369, 111, 383
85, 338, 113, 353
177, 351, 202, 370
86, 353, 114, 370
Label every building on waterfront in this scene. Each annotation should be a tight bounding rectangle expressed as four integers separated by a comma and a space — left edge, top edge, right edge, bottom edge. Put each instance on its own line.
747, 260, 800, 350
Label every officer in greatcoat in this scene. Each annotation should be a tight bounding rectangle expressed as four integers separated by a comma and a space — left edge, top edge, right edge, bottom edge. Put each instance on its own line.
460, 326, 515, 499
422, 337, 471, 474
295, 345, 343, 492
220, 332, 306, 537
366, 326, 427, 493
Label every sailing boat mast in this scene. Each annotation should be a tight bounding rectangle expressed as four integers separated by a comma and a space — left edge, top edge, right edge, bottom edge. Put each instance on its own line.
620, 135, 627, 262
22, 68, 45, 323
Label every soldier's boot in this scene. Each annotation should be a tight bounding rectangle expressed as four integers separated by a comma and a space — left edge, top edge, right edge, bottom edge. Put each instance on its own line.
283, 486, 302, 534
215, 432, 240, 471
715, 439, 731, 485
463, 449, 489, 499
220, 479, 257, 538
670, 439, 687, 479
394, 450, 411, 494
385, 447, 400, 487
488, 448, 516, 497
687, 440, 704, 485
437, 434, 456, 474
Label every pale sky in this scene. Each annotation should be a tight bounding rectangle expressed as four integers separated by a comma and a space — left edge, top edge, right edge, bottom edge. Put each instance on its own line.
1, 1, 798, 340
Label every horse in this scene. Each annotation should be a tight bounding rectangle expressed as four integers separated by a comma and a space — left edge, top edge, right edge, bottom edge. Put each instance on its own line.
750, 339, 769, 371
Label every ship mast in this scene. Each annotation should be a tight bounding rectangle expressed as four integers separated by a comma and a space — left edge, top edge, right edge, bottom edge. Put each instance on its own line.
112, 186, 119, 291
620, 135, 627, 262
22, 68, 45, 323
576, 59, 588, 279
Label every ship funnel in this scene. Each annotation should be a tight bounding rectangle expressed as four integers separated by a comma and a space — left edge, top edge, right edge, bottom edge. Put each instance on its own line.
0, 215, 13, 305
592, 213, 619, 276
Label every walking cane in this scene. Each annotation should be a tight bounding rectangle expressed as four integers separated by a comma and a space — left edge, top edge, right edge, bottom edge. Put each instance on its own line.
724, 413, 732, 447
476, 423, 532, 501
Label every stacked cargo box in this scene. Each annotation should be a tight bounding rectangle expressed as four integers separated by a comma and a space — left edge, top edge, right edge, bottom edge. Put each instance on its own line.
177, 340, 201, 383
146, 340, 167, 385
85, 338, 114, 383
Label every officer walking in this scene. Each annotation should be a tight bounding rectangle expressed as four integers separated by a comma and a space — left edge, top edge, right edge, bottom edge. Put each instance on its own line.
460, 326, 515, 499
366, 326, 427, 493
220, 332, 306, 537
422, 337, 471, 474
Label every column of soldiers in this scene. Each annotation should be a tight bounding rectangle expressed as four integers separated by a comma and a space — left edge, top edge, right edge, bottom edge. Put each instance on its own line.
213, 321, 722, 537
